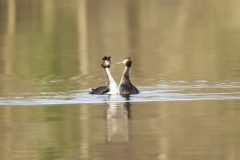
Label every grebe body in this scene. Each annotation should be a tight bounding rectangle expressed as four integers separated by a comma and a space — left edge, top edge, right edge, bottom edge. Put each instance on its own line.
89, 56, 118, 94
117, 57, 139, 94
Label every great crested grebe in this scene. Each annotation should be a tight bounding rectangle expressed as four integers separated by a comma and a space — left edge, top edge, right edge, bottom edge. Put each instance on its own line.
89, 56, 118, 94
116, 57, 140, 94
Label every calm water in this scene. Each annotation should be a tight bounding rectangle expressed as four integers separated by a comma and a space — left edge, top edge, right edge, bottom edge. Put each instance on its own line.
1, 0, 240, 159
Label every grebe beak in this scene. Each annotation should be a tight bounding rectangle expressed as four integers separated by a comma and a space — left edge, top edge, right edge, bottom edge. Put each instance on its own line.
116, 59, 124, 64
108, 60, 114, 66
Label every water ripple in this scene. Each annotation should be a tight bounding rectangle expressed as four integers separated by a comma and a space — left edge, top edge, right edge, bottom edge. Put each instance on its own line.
0, 81, 240, 105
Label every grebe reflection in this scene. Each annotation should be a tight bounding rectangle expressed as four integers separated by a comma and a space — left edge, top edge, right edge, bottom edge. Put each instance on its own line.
106, 95, 131, 142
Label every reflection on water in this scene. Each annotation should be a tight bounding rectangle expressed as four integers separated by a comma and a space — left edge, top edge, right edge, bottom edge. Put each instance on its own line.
1, 101, 240, 160
107, 95, 130, 142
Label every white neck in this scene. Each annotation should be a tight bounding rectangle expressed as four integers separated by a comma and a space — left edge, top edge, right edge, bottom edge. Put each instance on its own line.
118, 66, 128, 93
105, 68, 118, 94
120, 67, 128, 83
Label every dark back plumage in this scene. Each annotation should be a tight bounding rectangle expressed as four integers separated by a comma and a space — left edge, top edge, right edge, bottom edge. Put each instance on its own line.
119, 83, 139, 94
89, 86, 109, 94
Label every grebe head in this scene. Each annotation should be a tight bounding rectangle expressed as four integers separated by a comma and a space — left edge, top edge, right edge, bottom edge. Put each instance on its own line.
101, 56, 114, 68
116, 57, 132, 67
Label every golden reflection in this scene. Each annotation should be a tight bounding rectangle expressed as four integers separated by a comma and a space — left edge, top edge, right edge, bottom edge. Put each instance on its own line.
4, 0, 16, 75
78, 0, 89, 76
78, 1, 89, 157
2, 0, 15, 158
7, 0, 15, 36
106, 95, 130, 142
158, 137, 168, 160
79, 105, 89, 159
42, 0, 54, 33
2, 107, 12, 160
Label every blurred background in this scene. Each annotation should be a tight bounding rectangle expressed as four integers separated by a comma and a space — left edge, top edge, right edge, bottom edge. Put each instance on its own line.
1, 0, 240, 95
1, 0, 240, 160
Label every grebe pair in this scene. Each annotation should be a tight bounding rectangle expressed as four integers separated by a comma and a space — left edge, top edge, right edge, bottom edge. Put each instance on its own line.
89, 56, 139, 95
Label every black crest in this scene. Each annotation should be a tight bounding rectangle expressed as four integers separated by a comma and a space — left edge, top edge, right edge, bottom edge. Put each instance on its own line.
102, 56, 111, 61
102, 56, 107, 60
